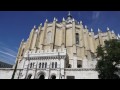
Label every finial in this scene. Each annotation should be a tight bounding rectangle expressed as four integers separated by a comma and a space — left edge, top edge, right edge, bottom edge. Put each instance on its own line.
22, 39, 24, 42
45, 19, 48, 22
118, 34, 120, 38
56, 18, 58, 22
80, 21, 82, 24
40, 23, 42, 26
98, 28, 101, 32
98, 28, 100, 32
54, 17, 56, 21
36, 29, 38, 33
91, 28, 93, 32
107, 27, 110, 31
33, 25, 36, 29
85, 25, 87, 29
68, 11, 71, 16
112, 30, 114, 34
72, 18, 75, 22
62, 17, 65, 22
67, 11, 72, 18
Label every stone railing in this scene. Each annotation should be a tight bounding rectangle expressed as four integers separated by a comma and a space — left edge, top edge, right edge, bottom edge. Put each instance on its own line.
65, 68, 96, 71
24, 48, 67, 58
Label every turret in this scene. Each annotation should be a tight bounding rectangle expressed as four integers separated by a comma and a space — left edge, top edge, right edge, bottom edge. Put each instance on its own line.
91, 28, 93, 32
62, 17, 65, 22
98, 28, 101, 33
98, 28, 103, 45
112, 30, 114, 34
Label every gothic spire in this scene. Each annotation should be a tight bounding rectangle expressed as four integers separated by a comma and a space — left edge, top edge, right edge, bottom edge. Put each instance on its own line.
67, 11, 72, 19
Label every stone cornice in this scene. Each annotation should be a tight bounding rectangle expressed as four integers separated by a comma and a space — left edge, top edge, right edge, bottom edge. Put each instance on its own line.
65, 68, 96, 71
25, 55, 66, 60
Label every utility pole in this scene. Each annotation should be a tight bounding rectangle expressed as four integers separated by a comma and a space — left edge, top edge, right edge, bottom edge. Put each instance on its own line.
11, 57, 18, 79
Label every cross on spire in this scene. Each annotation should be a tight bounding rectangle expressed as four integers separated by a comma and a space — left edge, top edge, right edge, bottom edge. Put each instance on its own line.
67, 11, 72, 20
68, 11, 71, 16
68, 11, 72, 17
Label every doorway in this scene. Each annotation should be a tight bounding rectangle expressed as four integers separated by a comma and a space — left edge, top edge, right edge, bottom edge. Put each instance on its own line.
51, 75, 56, 79
39, 74, 45, 79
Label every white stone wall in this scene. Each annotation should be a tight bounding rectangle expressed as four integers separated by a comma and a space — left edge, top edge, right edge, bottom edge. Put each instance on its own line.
0, 69, 13, 79
65, 69, 98, 79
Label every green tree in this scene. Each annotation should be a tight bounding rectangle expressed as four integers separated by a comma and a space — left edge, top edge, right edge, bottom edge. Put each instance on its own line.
96, 39, 120, 79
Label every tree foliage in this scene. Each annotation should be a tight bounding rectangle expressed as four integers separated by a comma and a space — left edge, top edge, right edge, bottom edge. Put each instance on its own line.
96, 39, 120, 79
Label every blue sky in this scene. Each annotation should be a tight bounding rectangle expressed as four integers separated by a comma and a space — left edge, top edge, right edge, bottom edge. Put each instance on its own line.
0, 11, 120, 65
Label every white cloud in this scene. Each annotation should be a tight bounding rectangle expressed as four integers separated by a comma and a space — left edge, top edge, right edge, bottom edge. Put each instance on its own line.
92, 11, 100, 20
0, 54, 15, 64
0, 42, 17, 64
0, 50, 16, 58
3, 47, 17, 56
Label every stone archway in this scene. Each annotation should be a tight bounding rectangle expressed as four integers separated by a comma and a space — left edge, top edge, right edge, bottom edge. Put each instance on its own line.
26, 74, 32, 79
39, 74, 45, 79
36, 72, 45, 79
51, 74, 56, 79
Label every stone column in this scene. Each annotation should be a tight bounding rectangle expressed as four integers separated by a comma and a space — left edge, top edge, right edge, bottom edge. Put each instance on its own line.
82, 56, 88, 68
31, 29, 38, 50
73, 56, 77, 68
84, 26, 90, 51
61, 17, 66, 49
107, 27, 112, 40
51, 18, 56, 50
80, 22, 85, 59
98, 28, 103, 46
90, 28, 95, 53
60, 58, 65, 79
28, 26, 36, 50
17, 39, 24, 60
72, 19, 76, 54
84, 26, 90, 58
41, 19, 48, 50
35, 24, 42, 49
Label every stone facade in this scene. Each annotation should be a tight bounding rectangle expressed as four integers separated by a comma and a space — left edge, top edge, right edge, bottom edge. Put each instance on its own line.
0, 12, 120, 79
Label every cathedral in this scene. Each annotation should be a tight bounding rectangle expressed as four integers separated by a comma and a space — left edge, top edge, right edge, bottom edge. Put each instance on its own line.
0, 12, 119, 79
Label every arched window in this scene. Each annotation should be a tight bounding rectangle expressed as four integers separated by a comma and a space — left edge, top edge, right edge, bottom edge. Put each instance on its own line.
76, 33, 79, 45
42, 63, 44, 68
51, 75, 56, 79
47, 31, 52, 44
77, 60, 82, 68
55, 62, 57, 68
33, 63, 35, 68
45, 62, 47, 68
52, 62, 54, 68
27, 74, 32, 79
68, 64, 72, 68
30, 63, 32, 68
39, 63, 41, 68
